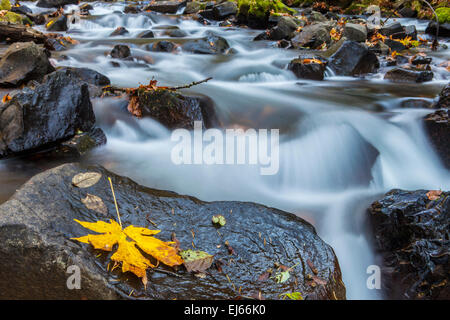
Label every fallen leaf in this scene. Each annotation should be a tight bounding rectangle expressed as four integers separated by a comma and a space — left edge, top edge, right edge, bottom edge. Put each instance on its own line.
72, 172, 102, 188
312, 275, 327, 286
180, 249, 214, 273
225, 240, 235, 255
426, 190, 442, 201
2, 94, 11, 104
81, 194, 108, 215
273, 270, 290, 283
307, 259, 318, 275
280, 292, 303, 300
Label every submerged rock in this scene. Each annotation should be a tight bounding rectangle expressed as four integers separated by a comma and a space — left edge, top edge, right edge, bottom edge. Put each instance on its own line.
147, 40, 178, 53
328, 41, 379, 76
110, 26, 129, 37
0, 163, 346, 300
384, 68, 433, 83
0, 69, 95, 158
423, 109, 450, 168
0, 42, 54, 88
110, 44, 131, 59
367, 189, 449, 299
182, 32, 229, 54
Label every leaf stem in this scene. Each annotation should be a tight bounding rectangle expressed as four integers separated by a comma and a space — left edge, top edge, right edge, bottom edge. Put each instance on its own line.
108, 177, 122, 228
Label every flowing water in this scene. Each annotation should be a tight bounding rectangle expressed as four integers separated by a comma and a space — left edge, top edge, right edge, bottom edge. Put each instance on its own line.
1, 1, 450, 299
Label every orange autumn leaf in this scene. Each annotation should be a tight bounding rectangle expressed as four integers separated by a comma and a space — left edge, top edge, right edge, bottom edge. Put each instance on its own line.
72, 219, 183, 282
302, 58, 323, 65
426, 190, 442, 201
2, 94, 11, 103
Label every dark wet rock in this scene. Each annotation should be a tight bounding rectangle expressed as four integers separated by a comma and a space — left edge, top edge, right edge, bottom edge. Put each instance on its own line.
0, 42, 54, 88
411, 55, 432, 65
380, 22, 404, 37
147, 41, 178, 53
425, 21, 450, 38
384, 68, 433, 83
137, 30, 155, 38
134, 90, 219, 129
110, 26, 129, 37
367, 189, 450, 299
307, 10, 327, 22
44, 36, 75, 51
50, 127, 106, 158
110, 44, 131, 59
433, 83, 449, 109
399, 98, 432, 109
404, 25, 417, 40
144, 0, 186, 14
384, 38, 407, 52
182, 32, 229, 54
0, 162, 346, 300
11, 5, 32, 15
291, 23, 332, 49
328, 41, 379, 76
36, 0, 78, 8
163, 29, 188, 38
124, 5, 141, 14
53, 66, 110, 98
288, 57, 327, 81
46, 15, 68, 32
370, 41, 390, 55
0, 70, 95, 158
254, 16, 298, 41
28, 13, 46, 25
423, 109, 449, 168
184, 1, 201, 14
343, 23, 367, 42
398, 7, 417, 18
79, 3, 93, 11
211, 1, 237, 20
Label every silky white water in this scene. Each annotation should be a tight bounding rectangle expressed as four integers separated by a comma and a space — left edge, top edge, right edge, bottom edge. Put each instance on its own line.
11, 1, 450, 299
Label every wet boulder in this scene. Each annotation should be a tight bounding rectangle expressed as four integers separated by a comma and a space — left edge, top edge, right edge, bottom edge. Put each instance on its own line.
328, 41, 379, 76
288, 57, 327, 81
110, 26, 129, 37
46, 15, 68, 32
110, 44, 131, 59
379, 22, 404, 37
211, 1, 237, 20
184, 1, 202, 14
11, 5, 32, 16
425, 21, 450, 38
147, 40, 178, 53
36, 0, 79, 8
144, 0, 186, 14
343, 23, 367, 42
433, 83, 449, 109
0, 69, 95, 158
50, 127, 107, 158
367, 189, 449, 299
53, 67, 111, 98
0, 163, 347, 300
137, 30, 154, 38
130, 90, 219, 129
423, 109, 449, 168
182, 32, 229, 54
291, 23, 332, 49
384, 68, 433, 83
0, 42, 54, 88
254, 16, 299, 41
383, 38, 407, 52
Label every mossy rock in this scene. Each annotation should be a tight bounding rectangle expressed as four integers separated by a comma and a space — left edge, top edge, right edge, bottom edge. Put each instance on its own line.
235, 0, 295, 28
436, 7, 450, 24
0, 11, 24, 24
0, 0, 11, 10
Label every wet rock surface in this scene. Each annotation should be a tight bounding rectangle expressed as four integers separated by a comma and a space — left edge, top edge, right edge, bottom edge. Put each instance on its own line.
133, 90, 219, 129
182, 32, 229, 54
0, 69, 95, 158
0, 163, 346, 300
328, 41, 379, 76
423, 109, 450, 168
434, 83, 449, 109
0, 42, 54, 88
367, 189, 449, 299
384, 68, 433, 83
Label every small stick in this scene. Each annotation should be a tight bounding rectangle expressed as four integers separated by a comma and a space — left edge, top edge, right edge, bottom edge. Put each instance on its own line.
108, 177, 122, 227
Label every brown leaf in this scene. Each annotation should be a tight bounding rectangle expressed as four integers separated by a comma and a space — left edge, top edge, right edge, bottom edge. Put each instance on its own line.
258, 271, 270, 282
180, 250, 214, 273
427, 190, 442, 201
72, 172, 102, 188
312, 275, 327, 286
307, 259, 318, 275
81, 194, 108, 215
225, 240, 235, 255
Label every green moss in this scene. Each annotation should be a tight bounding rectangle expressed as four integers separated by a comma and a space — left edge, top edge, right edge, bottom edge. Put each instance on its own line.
0, 11, 23, 24
0, 0, 11, 10
436, 7, 450, 24
235, 0, 295, 21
